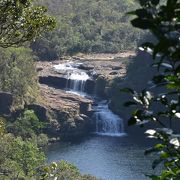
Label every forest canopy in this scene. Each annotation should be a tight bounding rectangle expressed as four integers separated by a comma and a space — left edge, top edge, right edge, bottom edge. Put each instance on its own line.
0, 0, 55, 48
32, 0, 145, 60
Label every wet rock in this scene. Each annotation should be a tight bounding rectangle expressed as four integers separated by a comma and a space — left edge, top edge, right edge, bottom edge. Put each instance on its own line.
80, 101, 92, 114
84, 79, 95, 94
75, 115, 84, 123
61, 114, 92, 140
39, 76, 67, 89
95, 75, 107, 97
112, 66, 122, 70
109, 71, 118, 75
36, 67, 43, 72
78, 64, 94, 70
0, 92, 13, 115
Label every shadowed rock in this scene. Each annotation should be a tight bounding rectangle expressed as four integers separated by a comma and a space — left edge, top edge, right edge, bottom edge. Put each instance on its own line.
0, 92, 12, 116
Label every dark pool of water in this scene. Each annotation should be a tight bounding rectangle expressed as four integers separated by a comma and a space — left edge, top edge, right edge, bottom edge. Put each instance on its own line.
46, 134, 159, 180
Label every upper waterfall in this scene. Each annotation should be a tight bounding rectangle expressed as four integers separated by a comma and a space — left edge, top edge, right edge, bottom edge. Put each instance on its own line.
53, 62, 90, 95
68, 72, 89, 92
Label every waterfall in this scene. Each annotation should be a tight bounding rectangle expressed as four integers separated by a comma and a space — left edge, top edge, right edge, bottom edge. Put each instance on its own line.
53, 62, 90, 95
94, 100, 125, 137
54, 62, 125, 136
67, 72, 89, 92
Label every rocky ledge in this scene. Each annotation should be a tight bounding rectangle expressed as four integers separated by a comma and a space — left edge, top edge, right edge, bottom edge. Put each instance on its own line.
30, 84, 93, 139
37, 52, 134, 80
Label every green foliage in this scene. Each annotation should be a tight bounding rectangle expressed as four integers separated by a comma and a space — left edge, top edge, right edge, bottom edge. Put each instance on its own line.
0, 47, 39, 107
7, 109, 47, 139
31, 0, 145, 60
122, 0, 180, 179
0, 117, 5, 136
36, 160, 98, 180
0, 0, 56, 48
0, 134, 45, 178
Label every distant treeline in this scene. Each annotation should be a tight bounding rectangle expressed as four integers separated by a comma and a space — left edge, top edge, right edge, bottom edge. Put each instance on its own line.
32, 0, 145, 60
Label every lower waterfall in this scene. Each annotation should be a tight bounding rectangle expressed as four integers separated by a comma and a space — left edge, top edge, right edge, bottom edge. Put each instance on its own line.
94, 100, 125, 136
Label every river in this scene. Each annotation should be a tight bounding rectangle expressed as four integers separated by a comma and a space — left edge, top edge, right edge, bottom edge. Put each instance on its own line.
46, 134, 156, 180
46, 62, 157, 180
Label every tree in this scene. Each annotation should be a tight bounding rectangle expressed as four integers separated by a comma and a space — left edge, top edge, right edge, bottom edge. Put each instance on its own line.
31, 0, 144, 60
7, 109, 47, 139
0, 134, 45, 178
36, 160, 97, 180
0, 117, 5, 136
0, 47, 39, 107
122, 0, 180, 179
0, 0, 55, 48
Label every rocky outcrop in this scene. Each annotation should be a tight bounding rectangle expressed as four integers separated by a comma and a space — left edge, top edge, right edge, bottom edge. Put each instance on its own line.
78, 64, 94, 70
39, 76, 67, 89
38, 85, 93, 139
0, 92, 13, 116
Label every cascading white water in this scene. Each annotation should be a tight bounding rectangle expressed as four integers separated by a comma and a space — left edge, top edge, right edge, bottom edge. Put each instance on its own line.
68, 72, 89, 92
94, 100, 125, 137
53, 62, 90, 95
54, 61, 125, 136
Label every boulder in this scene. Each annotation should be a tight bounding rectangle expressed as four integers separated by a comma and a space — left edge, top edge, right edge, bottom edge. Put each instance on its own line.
78, 64, 94, 70
112, 66, 122, 70
0, 92, 13, 115
79, 101, 91, 114
84, 79, 96, 94
109, 71, 118, 75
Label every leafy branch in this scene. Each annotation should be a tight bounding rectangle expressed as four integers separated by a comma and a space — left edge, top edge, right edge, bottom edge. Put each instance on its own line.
123, 0, 180, 179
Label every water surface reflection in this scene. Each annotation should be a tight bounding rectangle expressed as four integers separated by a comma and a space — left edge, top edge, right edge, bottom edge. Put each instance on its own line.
47, 135, 157, 180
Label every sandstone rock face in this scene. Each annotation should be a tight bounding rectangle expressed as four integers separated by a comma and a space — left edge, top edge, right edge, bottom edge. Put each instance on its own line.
38, 85, 93, 139
0, 92, 13, 116
39, 76, 67, 89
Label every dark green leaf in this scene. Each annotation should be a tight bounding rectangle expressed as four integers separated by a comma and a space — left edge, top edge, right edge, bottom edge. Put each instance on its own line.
128, 117, 137, 126
131, 18, 153, 29
124, 101, 137, 107
120, 88, 135, 94
151, 0, 160, 6
135, 9, 151, 18
152, 158, 163, 169
145, 147, 157, 155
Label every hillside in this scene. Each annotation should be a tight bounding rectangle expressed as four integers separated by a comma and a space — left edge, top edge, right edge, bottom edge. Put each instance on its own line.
32, 0, 145, 60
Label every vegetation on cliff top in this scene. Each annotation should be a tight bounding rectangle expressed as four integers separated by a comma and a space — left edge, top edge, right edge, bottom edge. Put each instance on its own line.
32, 0, 145, 60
